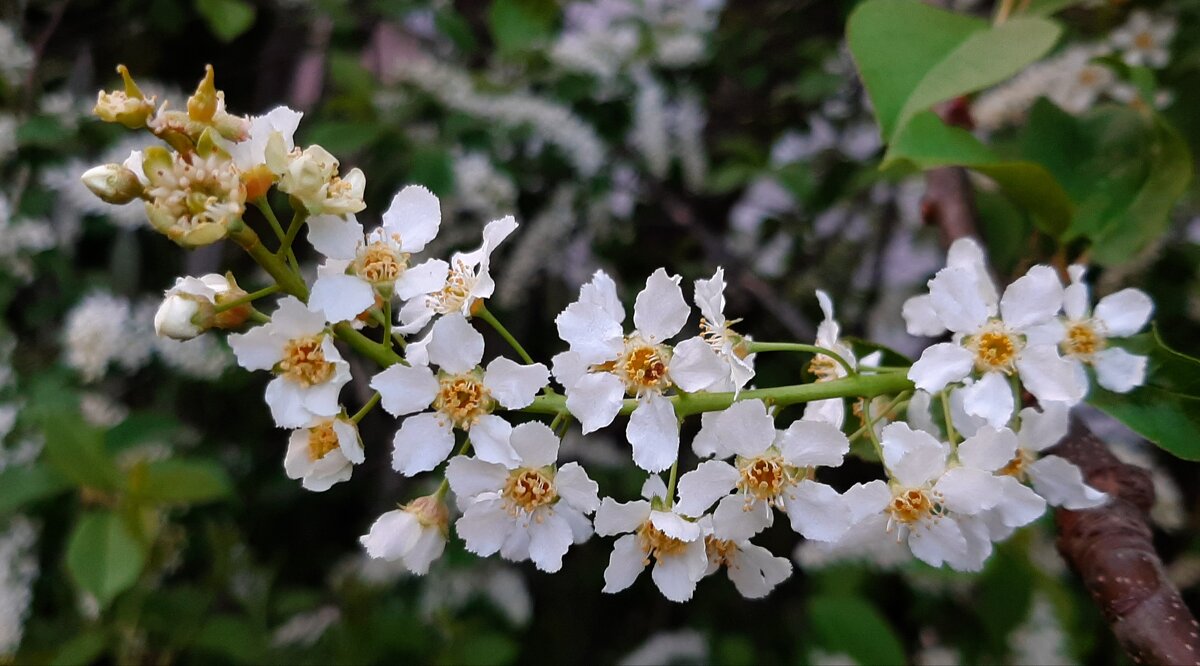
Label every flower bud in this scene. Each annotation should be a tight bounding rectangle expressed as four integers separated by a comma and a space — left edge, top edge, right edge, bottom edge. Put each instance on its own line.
80, 163, 145, 205
187, 65, 219, 124
153, 273, 245, 340
154, 292, 205, 340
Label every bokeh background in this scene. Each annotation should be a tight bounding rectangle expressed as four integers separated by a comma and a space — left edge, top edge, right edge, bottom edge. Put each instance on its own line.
2, 0, 1199, 663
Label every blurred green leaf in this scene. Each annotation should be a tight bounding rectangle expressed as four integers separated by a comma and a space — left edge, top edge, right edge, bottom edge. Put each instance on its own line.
454, 631, 519, 666
41, 414, 122, 491
192, 615, 266, 663
978, 545, 1036, 646
488, 0, 558, 55
305, 122, 386, 155
50, 629, 109, 666
137, 459, 233, 505
194, 0, 256, 42
17, 116, 70, 148
848, 0, 1060, 141
408, 147, 455, 196
886, 111, 1073, 236
808, 595, 906, 665
66, 511, 147, 608
1024, 0, 1086, 15
105, 412, 182, 452
0, 464, 72, 515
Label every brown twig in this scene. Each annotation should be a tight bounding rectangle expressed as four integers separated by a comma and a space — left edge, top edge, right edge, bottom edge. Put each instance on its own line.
920, 99, 1200, 665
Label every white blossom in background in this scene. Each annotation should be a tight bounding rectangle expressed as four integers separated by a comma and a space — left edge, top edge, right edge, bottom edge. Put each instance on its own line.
397, 215, 518, 333
904, 238, 1080, 428
630, 69, 671, 178
448, 422, 600, 572
0, 23, 32, 87
79, 392, 130, 428
360, 494, 449, 575
452, 152, 516, 217
227, 296, 353, 428
371, 313, 548, 475
0, 516, 39, 659
307, 185, 446, 324
0, 193, 55, 281
0, 114, 15, 164
670, 93, 709, 190
553, 269, 725, 472
679, 399, 851, 542
619, 629, 709, 666
416, 563, 532, 626
1111, 10, 1175, 69
496, 186, 578, 309
1009, 594, 1075, 665
270, 606, 341, 649
595, 476, 709, 602
1039, 264, 1152, 395
62, 291, 154, 382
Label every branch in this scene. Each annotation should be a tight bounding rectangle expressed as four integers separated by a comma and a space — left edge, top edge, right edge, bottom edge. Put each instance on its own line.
919, 100, 1200, 665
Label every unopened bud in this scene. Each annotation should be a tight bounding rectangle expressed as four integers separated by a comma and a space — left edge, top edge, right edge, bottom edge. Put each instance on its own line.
154, 273, 243, 340
187, 65, 219, 123
81, 163, 145, 204
154, 293, 205, 340
406, 495, 450, 532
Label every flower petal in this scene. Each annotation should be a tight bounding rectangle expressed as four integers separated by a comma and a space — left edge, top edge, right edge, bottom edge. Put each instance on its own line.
902, 294, 947, 337
555, 301, 624, 365
1094, 347, 1147, 393
633, 268, 689, 342
713, 494, 772, 542
727, 542, 792, 599
360, 509, 422, 560
510, 421, 560, 468
908, 518, 967, 568
484, 358, 550, 409
957, 425, 1019, 472
959, 371, 1015, 430
675, 460, 739, 517
992, 475, 1047, 528
309, 272, 375, 324
650, 545, 703, 603
668, 336, 727, 392
779, 419, 850, 468
695, 398, 776, 460
594, 498, 651, 536
627, 393, 679, 473
370, 364, 438, 416
935, 467, 1004, 515
602, 534, 647, 593
650, 510, 703, 542
999, 265, 1063, 330
565, 372, 625, 433
1017, 345, 1086, 405
1028, 455, 1107, 509
228, 324, 282, 371
1017, 402, 1069, 453
426, 313, 485, 373
880, 422, 949, 488
785, 481, 850, 542
528, 512, 574, 573
383, 185, 441, 253
445, 454, 508, 503
908, 342, 974, 393
307, 214, 362, 260
392, 413, 455, 476
555, 462, 600, 513
929, 266, 992, 334
394, 259, 450, 301
455, 498, 511, 556
1095, 288, 1153, 337
468, 415, 518, 468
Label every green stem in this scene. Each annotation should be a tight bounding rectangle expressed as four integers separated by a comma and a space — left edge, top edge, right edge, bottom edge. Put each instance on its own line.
254, 197, 300, 273
247, 308, 270, 324
334, 322, 402, 367
664, 460, 679, 506
382, 299, 393, 352
213, 284, 281, 314
1009, 373, 1023, 428
278, 209, 308, 264
229, 221, 308, 299
940, 389, 960, 446
434, 437, 474, 500
350, 392, 381, 424
521, 372, 914, 418
475, 305, 536, 365
745, 341, 856, 377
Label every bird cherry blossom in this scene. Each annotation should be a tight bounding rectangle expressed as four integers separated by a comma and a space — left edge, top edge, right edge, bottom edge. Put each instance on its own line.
1111, 10, 1175, 69
283, 415, 364, 491
700, 516, 793, 599
227, 296, 353, 429
669, 267, 756, 393
594, 476, 709, 603
307, 185, 449, 324
359, 494, 449, 575
802, 290, 880, 428
370, 313, 549, 475
552, 268, 726, 472
397, 215, 518, 333
447, 422, 600, 573
997, 403, 1107, 510
676, 399, 851, 543
903, 238, 1081, 429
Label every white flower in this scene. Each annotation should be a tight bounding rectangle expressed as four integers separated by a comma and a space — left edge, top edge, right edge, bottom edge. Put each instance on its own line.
62, 291, 153, 382
1111, 10, 1175, 69
1041, 264, 1152, 394
227, 296, 353, 428
397, 215, 518, 333
594, 476, 708, 603
552, 269, 725, 472
276, 144, 365, 216
1004, 403, 1107, 510
307, 185, 447, 323
701, 519, 792, 599
283, 415, 364, 491
803, 290, 880, 428
447, 422, 599, 573
836, 423, 1045, 571
225, 106, 303, 172
676, 399, 851, 542
904, 238, 1080, 428
360, 494, 449, 575
154, 273, 240, 340
668, 267, 756, 394
370, 313, 549, 475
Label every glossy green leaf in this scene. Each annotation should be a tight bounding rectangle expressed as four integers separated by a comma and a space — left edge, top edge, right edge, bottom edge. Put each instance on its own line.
66, 511, 147, 608
808, 595, 907, 665
137, 459, 233, 505
848, 0, 1061, 141
886, 111, 1073, 236
0, 464, 72, 515
194, 0, 256, 42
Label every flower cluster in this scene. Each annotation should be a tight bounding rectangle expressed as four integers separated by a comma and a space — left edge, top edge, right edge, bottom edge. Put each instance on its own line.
81, 67, 1148, 605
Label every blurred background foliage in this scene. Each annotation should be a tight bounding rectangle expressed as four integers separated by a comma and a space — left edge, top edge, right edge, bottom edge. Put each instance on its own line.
1, 0, 1198, 663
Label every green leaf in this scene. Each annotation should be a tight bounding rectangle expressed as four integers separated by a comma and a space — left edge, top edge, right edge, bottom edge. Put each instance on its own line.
886, 111, 1073, 236
66, 511, 147, 608
808, 595, 906, 665
488, 0, 558, 55
194, 0, 256, 42
51, 629, 110, 666
848, 0, 1061, 141
1024, 0, 1087, 15
0, 464, 72, 515
304, 122, 385, 155
137, 459, 233, 505
41, 414, 122, 491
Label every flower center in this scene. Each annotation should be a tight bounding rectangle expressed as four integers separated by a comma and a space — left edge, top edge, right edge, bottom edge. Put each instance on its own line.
1061, 321, 1105, 360
279, 335, 336, 386
737, 453, 793, 503
433, 373, 493, 428
503, 467, 557, 514
887, 487, 944, 525
1134, 31, 1155, 50
705, 535, 737, 568
636, 520, 689, 562
356, 240, 406, 285
968, 321, 1022, 373
999, 448, 1036, 480
808, 355, 841, 382
307, 422, 340, 461
430, 259, 477, 314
